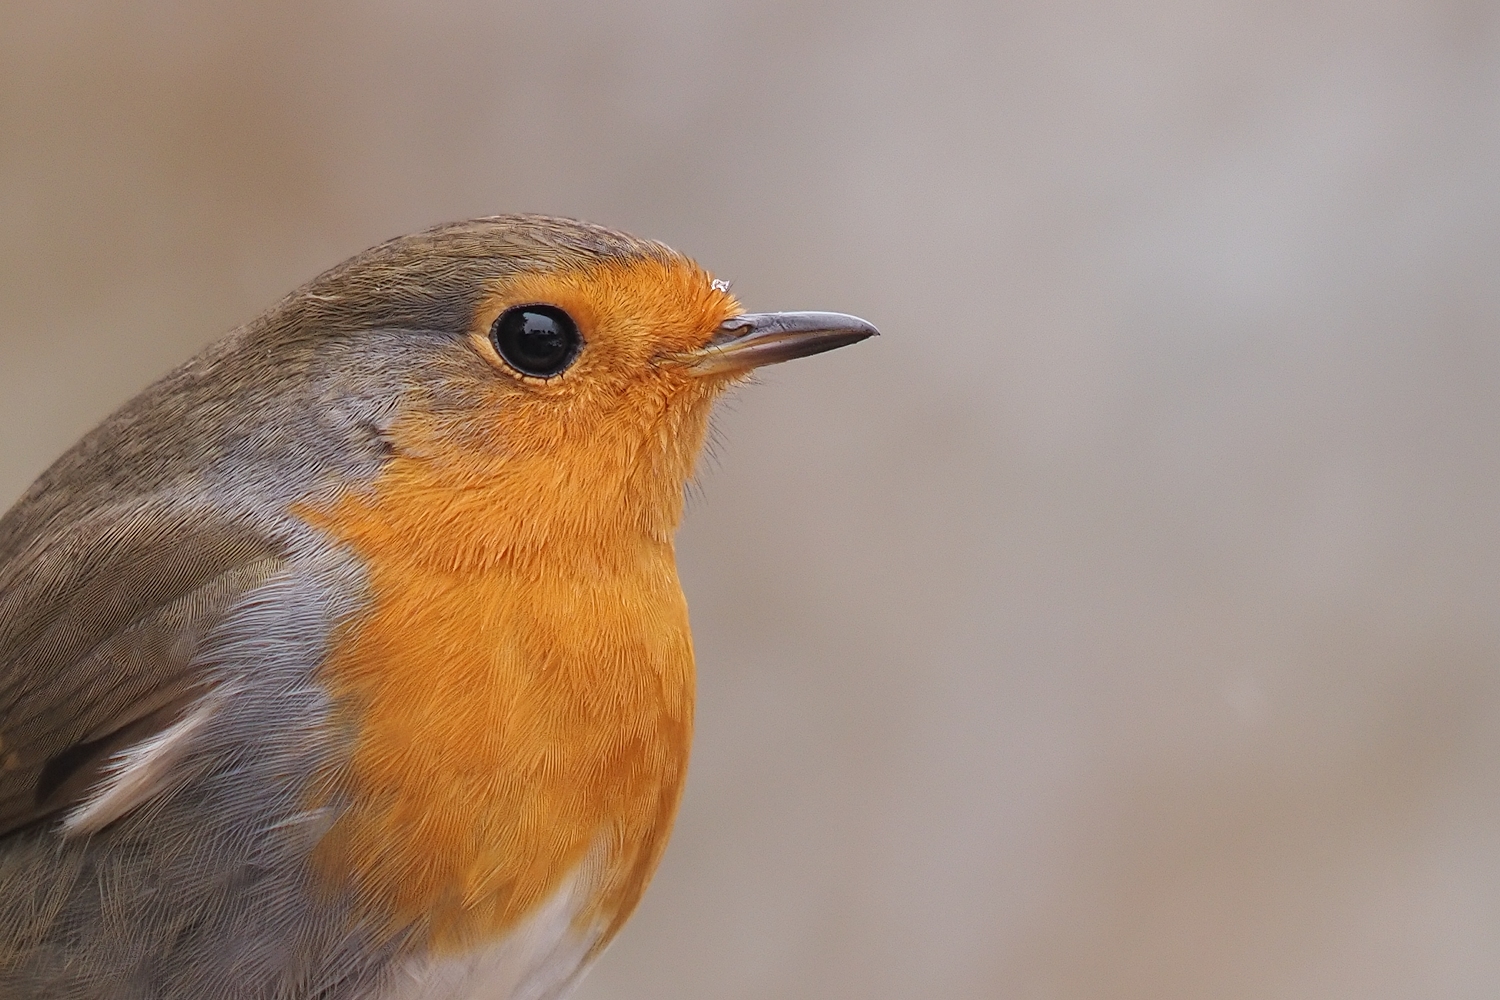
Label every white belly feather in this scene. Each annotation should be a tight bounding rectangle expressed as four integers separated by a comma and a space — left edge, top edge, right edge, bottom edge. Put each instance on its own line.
374, 846, 609, 1000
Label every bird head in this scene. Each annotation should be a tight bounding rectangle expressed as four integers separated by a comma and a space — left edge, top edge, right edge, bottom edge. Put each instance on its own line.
267, 215, 875, 570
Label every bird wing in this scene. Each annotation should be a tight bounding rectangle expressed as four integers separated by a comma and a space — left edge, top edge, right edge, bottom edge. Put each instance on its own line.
0, 498, 283, 837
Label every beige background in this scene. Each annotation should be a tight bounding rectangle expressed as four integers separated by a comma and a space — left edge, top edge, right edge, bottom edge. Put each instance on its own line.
4, 2, 1499, 997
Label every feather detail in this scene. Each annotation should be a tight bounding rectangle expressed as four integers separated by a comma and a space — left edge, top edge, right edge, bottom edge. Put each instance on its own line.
62, 686, 231, 837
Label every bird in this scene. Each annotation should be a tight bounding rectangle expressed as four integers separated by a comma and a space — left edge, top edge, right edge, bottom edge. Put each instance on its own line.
0, 215, 876, 1000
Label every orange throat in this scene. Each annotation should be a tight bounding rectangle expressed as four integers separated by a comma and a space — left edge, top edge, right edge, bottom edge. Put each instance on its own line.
298, 399, 711, 953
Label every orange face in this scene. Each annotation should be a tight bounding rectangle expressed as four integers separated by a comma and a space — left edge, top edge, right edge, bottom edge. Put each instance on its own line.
340, 255, 742, 576
470, 256, 743, 452
472, 255, 741, 389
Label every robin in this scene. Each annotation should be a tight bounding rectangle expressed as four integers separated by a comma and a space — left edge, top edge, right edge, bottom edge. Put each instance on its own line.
0, 215, 876, 1000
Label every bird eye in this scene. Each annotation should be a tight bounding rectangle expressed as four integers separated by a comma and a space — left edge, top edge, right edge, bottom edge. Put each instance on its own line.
490, 305, 581, 378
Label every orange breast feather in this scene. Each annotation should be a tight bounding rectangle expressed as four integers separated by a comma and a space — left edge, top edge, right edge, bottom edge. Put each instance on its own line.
299, 410, 705, 953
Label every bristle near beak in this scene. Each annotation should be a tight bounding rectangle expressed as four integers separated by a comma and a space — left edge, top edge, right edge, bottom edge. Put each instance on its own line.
683, 312, 878, 377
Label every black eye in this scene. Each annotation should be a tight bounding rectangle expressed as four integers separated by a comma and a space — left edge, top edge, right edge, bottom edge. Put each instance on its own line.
489, 305, 581, 378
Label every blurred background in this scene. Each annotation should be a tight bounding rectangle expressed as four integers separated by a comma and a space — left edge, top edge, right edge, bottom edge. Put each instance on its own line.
3, 1, 1499, 997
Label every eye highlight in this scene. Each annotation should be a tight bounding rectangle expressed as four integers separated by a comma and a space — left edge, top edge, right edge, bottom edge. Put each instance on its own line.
489, 305, 581, 378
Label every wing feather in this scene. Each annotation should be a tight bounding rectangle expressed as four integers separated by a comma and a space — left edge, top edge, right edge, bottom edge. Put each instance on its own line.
0, 500, 283, 836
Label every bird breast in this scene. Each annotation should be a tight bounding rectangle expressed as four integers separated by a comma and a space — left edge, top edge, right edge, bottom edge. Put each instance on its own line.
296, 461, 697, 958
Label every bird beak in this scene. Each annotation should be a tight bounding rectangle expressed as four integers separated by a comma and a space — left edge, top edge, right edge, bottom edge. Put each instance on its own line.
685, 311, 879, 377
